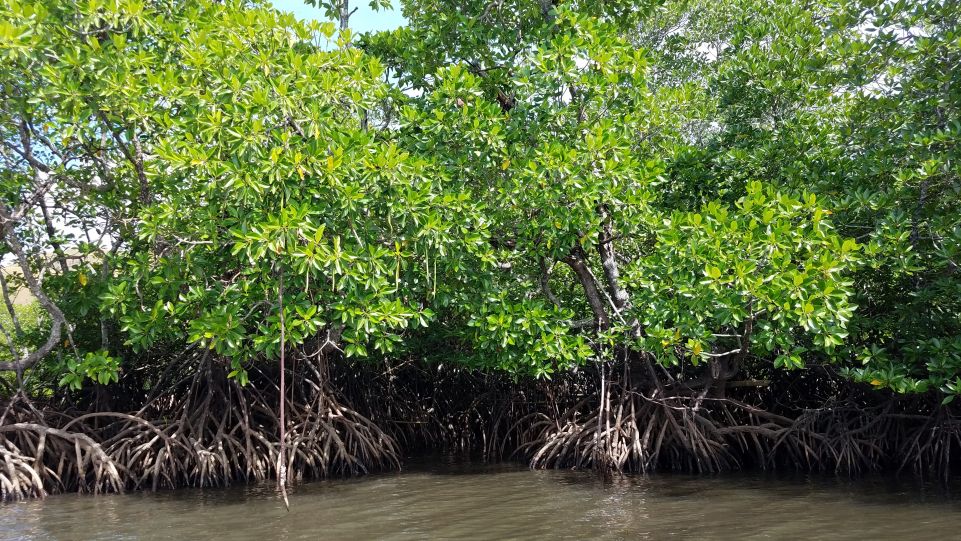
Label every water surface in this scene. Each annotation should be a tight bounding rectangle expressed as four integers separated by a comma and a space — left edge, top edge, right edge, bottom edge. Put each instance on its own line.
3, 459, 960, 540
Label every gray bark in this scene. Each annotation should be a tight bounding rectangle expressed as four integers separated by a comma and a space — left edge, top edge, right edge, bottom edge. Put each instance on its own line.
563, 247, 610, 330
0, 207, 68, 374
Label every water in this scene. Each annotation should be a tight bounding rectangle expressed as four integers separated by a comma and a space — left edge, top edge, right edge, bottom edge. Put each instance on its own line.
3, 459, 961, 540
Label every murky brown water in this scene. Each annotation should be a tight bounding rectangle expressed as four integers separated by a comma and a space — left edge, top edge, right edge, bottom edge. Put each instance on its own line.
3, 458, 961, 540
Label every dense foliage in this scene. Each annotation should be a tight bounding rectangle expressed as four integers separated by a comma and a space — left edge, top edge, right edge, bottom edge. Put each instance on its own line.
0, 0, 959, 498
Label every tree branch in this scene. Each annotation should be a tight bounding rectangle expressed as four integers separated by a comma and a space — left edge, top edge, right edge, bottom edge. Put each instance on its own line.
0, 207, 68, 374
562, 247, 610, 329
538, 256, 561, 307
595, 205, 630, 312
97, 111, 149, 206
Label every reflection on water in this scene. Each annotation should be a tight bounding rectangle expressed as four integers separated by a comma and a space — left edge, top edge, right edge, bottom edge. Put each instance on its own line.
3, 457, 961, 540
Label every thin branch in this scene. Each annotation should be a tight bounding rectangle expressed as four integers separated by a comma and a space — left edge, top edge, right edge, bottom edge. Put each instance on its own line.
0, 206, 69, 375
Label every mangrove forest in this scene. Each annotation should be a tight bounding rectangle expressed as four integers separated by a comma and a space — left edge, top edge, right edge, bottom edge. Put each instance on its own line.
0, 0, 959, 505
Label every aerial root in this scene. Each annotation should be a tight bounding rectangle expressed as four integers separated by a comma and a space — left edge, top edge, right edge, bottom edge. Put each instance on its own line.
5, 359, 961, 501
521, 386, 737, 473
898, 410, 961, 482
0, 398, 123, 502
0, 358, 399, 501
283, 358, 399, 479
516, 374, 959, 476
1, 437, 46, 501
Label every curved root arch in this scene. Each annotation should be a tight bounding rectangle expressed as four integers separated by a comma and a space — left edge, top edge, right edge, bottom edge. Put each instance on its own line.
1, 354, 399, 501
0, 397, 123, 502
515, 364, 959, 476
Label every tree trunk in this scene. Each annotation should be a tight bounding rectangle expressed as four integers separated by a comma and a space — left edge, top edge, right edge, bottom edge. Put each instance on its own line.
563, 247, 610, 329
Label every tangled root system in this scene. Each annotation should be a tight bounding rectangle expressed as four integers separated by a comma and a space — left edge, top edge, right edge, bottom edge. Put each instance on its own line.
1, 353, 398, 502
4, 354, 960, 502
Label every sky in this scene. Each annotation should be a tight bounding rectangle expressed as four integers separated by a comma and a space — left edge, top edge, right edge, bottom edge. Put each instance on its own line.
270, 0, 406, 34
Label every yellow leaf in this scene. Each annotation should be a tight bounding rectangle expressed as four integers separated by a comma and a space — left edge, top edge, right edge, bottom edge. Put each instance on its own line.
78, 272, 88, 287
500, 159, 510, 170
870, 379, 883, 387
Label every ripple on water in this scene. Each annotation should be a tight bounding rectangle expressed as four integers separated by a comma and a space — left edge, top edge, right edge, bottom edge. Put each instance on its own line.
3, 462, 961, 541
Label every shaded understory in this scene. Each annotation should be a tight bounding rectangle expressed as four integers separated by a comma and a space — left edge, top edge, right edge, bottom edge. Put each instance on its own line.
2, 353, 959, 501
